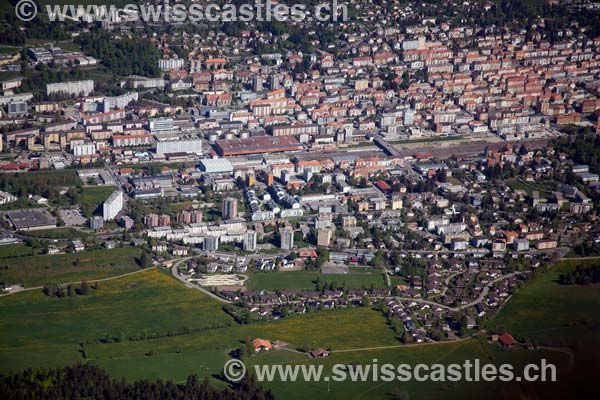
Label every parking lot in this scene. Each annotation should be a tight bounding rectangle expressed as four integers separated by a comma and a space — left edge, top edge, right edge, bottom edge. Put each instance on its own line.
59, 209, 87, 226
322, 262, 349, 275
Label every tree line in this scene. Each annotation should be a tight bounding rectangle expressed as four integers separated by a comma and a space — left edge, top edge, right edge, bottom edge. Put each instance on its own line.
43, 280, 95, 298
76, 30, 161, 77
559, 263, 600, 286
0, 363, 275, 400
0, 171, 79, 200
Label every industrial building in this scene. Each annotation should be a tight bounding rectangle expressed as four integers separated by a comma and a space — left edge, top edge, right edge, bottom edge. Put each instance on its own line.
7, 210, 57, 231
155, 133, 202, 155
198, 158, 234, 174
214, 135, 302, 156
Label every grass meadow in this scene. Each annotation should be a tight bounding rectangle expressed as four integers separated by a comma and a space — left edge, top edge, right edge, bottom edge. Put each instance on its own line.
0, 258, 597, 398
0, 246, 141, 287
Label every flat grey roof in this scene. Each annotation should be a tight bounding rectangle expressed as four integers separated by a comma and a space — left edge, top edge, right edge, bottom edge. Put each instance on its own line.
7, 210, 57, 229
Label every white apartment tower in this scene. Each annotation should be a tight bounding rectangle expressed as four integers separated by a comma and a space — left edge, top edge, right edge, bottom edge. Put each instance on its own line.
103, 190, 124, 221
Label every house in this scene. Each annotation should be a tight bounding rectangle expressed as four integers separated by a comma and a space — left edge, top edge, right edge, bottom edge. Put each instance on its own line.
152, 242, 168, 252
309, 348, 330, 358
466, 317, 476, 329
252, 338, 273, 352
221, 264, 234, 273
47, 245, 60, 255
498, 333, 517, 348
103, 240, 117, 249
298, 248, 318, 259
236, 265, 248, 273
171, 245, 188, 256
206, 263, 218, 273
71, 239, 85, 252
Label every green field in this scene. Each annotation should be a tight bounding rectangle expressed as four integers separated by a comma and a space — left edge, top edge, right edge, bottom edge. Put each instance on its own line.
246, 270, 389, 291
246, 271, 321, 291
0, 258, 597, 398
76, 186, 117, 216
0, 246, 141, 287
324, 271, 388, 290
507, 179, 557, 195
0, 269, 234, 373
0, 243, 35, 259
489, 259, 600, 347
24, 227, 87, 239
0, 46, 19, 55
4, 169, 79, 187
247, 337, 568, 400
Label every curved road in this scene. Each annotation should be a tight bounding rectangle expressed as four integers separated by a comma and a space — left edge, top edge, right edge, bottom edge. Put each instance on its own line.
397, 271, 523, 312
170, 258, 233, 303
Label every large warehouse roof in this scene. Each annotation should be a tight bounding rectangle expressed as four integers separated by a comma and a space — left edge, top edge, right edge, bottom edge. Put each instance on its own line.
214, 135, 302, 156
7, 210, 57, 230
199, 158, 234, 173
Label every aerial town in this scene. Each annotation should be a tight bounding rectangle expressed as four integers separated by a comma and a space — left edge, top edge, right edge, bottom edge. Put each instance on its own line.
0, 1, 599, 399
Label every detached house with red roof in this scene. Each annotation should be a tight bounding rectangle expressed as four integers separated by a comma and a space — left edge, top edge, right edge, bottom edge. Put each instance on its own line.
252, 338, 273, 352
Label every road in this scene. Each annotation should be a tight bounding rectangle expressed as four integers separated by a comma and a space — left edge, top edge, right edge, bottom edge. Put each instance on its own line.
170, 257, 233, 303
396, 271, 523, 312
0, 265, 158, 297
331, 330, 486, 354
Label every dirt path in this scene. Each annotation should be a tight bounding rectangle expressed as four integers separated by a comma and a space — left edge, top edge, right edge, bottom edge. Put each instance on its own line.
0, 266, 158, 297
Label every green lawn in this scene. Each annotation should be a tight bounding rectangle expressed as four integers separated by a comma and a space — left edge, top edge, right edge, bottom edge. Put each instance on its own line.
246, 270, 389, 291
24, 227, 87, 239
0, 46, 19, 55
77, 186, 117, 216
324, 272, 388, 290
0, 269, 234, 373
489, 259, 600, 347
507, 179, 557, 195
247, 337, 568, 400
0, 197, 44, 211
0, 258, 597, 399
0, 246, 141, 287
0, 243, 35, 259
4, 169, 79, 187
246, 271, 321, 291
166, 201, 202, 212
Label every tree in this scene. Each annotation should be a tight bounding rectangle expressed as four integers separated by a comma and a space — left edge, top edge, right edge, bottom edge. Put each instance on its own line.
139, 251, 153, 269
361, 294, 369, 307
401, 331, 414, 344
80, 281, 89, 295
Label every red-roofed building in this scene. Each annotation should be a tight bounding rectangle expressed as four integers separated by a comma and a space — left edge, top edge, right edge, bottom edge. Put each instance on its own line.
375, 180, 392, 192
498, 333, 516, 348
252, 338, 273, 352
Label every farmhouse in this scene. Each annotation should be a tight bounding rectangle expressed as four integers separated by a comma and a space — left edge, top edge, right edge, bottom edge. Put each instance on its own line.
309, 348, 330, 358
252, 338, 273, 352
